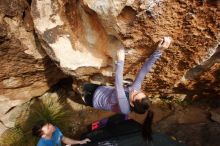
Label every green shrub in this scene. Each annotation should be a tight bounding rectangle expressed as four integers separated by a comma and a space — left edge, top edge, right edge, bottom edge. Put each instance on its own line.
0, 126, 26, 146
0, 93, 71, 146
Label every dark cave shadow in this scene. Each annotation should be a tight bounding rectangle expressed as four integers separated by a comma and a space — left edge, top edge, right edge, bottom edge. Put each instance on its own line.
173, 69, 220, 107
51, 77, 86, 105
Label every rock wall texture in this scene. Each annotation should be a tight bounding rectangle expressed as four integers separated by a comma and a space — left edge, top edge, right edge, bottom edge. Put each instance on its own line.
0, 0, 220, 139
0, 0, 66, 131
31, 0, 220, 96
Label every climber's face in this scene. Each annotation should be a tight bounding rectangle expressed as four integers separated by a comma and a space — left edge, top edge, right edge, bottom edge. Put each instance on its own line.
41, 123, 56, 138
129, 90, 146, 107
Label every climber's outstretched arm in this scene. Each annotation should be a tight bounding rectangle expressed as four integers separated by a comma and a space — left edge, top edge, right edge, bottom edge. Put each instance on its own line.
115, 47, 130, 114
131, 37, 172, 91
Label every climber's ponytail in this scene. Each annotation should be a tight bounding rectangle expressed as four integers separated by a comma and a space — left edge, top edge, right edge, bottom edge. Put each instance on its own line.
142, 110, 154, 141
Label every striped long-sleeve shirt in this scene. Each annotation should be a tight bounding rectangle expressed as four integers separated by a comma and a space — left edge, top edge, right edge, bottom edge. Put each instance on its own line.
93, 49, 162, 114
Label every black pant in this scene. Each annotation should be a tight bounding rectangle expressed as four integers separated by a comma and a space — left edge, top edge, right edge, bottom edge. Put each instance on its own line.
83, 84, 100, 107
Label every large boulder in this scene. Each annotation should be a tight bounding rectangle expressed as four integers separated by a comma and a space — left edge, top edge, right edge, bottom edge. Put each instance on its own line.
31, 0, 220, 96
0, 0, 219, 141
0, 0, 66, 134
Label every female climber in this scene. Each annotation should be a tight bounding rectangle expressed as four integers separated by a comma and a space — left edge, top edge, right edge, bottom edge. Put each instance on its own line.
82, 37, 172, 115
